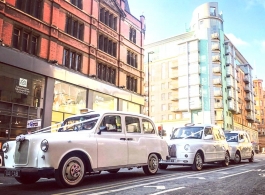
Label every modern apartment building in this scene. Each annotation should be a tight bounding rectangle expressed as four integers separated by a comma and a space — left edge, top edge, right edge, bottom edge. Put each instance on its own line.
0, 0, 145, 156
253, 79, 265, 152
144, 2, 258, 144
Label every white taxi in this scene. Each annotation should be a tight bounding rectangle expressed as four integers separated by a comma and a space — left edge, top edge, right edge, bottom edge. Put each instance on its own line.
225, 130, 254, 164
159, 123, 230, 171
0, 110, 168, 187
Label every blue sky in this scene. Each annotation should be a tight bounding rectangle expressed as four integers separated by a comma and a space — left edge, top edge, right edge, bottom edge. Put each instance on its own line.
128, 0, 265, 81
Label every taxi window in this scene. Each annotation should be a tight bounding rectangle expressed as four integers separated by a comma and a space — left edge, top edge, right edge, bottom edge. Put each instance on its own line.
100, 115, 122, 132
142, 119, 155, 134
213, 127, 220, 140
125, 116, 141, 133
204, 127, 212, 136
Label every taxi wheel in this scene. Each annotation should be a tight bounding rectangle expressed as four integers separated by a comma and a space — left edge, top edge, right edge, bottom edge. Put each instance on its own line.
222, 152, 230, 167
143, 154, 159, 175
159, 164, 168, 170
234, 152, 241, 164
55, 154, 85, 187
249, 152, 254, 162
107, 168, 120, 173
15, 175, 40, 184
192, 152, 203, 171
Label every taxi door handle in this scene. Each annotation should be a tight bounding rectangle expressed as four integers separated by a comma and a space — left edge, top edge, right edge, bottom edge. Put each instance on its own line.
127, 138, 133, 141
120, 138, 126, 141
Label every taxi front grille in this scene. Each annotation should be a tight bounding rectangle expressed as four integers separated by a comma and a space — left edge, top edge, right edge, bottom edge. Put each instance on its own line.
168, 144, 176, 157
14, 140, 29, 164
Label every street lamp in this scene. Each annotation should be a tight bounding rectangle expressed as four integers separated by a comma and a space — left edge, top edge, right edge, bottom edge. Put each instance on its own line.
147, 51, 154, 116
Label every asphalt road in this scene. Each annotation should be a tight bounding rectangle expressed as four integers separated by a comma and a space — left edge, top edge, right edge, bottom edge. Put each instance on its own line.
1, 154, 265, 195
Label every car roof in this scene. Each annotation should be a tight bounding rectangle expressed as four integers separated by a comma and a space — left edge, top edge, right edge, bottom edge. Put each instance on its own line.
178, 123, 220, 128
65, 111, 151, 120
224, 130, 247, 134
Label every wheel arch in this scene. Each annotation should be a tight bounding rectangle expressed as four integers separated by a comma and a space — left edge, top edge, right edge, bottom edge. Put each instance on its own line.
196, 149, 205, 163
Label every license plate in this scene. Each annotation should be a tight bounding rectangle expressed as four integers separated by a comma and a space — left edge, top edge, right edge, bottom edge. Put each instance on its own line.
166, 159, 175, 163
4, 170, 21, 177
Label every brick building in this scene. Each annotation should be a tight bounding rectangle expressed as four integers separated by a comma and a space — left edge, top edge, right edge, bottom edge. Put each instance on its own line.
0, 0, 145, 158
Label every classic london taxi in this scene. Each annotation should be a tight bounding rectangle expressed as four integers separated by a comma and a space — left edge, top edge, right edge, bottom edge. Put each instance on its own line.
159, 123, 230, 171
1, 110, 168, 187
225, 130, 254, 164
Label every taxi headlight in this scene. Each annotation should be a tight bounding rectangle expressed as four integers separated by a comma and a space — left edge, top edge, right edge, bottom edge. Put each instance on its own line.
2, 142, 9, 153
184, 144, 190, 151
40, 139, 49, 152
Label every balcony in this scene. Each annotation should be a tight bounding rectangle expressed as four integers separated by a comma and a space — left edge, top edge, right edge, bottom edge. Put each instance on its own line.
213, 66, 221, 73
245, 94, 251, 101
211, 33, 219, 40
245, 105, 252, 111
170, 95, 179, 101
171, 61, 178, 69
228, 105, 236, 112
237, 87, 240, 93
212, 43, 220, 51
237, 108, 242, 114
170, 83, 178, 90
243, 76, 250, 84
215, 115, 224, 120
213, 78, 222, 85
227, 90, 234, 100
212, 55, 221, 62
214, 90, 223, 97
244, 86, 250, 92
214, 102, 223, 108
227, 82, 234, 88
170, 69, 178, 80
246, 115, 254, 121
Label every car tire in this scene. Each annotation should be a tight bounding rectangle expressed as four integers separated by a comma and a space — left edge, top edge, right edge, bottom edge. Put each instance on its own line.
249, 152, 254, 163
143, 154, 159, 175
15, 175, 40, 184
222, 152, 230, 167
55, 154, 85, 187
107, 168, 120, 173
159, 164, 168, 170
233, 151, 241, 164
191, 152, 203, 171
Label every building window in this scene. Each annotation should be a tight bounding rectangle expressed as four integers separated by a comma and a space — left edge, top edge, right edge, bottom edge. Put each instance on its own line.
161, 104, 166, 111
127, 50, 138, 68
12, 27, 39, 56
210, 7, 216, 16
129, 27, 136, 43
65, 15, 84, 40
126, 75, 137, 93
99, 7, 117, 31
70, 0, 82, 9
16, 0, 43, 19
63, 48, 82, 72
98, 34, 117, 57
97, 63, 116, 85
161, 93, 165, 100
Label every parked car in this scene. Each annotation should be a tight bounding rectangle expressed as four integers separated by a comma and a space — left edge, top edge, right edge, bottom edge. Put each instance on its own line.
159, 123, 230, 171
224, 130, 254, 164
0, 110, 168, 187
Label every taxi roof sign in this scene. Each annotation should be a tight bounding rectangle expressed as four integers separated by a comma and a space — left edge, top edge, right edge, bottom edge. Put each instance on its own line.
80, 108, 94, 114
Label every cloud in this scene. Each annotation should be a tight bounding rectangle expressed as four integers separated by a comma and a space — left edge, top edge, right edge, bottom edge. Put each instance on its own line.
226, 33, 249, 47
244, 0, 265, 9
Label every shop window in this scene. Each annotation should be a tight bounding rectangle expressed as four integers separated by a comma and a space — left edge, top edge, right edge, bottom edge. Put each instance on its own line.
126, 75, 137, 93
12, 27, 39, 56
99, 7, 117, 31
63, 48, 82, 72
65, 15, 84, 40
70, 0, 82, 9
129, 27, 136, 43
98, 34, 117, 57
127, 50, 138, 68
97, 63, 116, 85
16, 0, 43, 19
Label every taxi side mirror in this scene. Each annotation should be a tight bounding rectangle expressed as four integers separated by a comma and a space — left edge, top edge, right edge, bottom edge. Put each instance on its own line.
239, 139, 244, 143
204, 134, 213, 140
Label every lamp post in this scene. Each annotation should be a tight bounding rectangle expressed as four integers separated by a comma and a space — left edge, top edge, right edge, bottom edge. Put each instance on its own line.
147, 51, 154, 116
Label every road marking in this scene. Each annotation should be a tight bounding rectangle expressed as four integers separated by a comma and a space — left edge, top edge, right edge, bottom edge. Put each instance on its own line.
53, 164, 250, 195
149, 187, 185, 195
144, 186, 165, 189
187, 177, 205, 179
219, 170, 253, 179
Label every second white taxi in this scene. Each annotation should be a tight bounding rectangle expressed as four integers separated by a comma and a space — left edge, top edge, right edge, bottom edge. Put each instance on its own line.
225, 130, 254, 164
159, 123, 230, 171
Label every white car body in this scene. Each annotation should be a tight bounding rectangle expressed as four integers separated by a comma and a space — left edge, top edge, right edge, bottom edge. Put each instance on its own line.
225, 130, 254, 163
1, 111, 168, 187
159, 124, 230, 171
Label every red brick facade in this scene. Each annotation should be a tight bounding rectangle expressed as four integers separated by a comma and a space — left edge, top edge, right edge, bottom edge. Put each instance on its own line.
0, 0, 145, 94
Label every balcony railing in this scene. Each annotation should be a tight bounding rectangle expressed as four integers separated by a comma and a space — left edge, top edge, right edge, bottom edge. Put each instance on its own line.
213, 78, 222, 85
170, 83, 178, 90
213, 66, 221, 73
214, 102, 223, 108
211, 33, 219, 39
215, 115, 224, 120
214, 90, 223, 97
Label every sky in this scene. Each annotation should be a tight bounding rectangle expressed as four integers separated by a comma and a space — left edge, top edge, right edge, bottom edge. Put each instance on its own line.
128, 0, 265, 81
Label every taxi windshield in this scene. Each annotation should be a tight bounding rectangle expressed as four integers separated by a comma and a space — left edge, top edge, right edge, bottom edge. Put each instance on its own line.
225, 133, 238, 142
171, 127, 204, 139
59, 114, 100, 132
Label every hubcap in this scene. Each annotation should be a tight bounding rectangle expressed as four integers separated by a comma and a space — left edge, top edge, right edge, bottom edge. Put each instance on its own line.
235, 154, 240, 163
63, 158, 84, 184
149, 156, 158, 171
196, 154, 202, 168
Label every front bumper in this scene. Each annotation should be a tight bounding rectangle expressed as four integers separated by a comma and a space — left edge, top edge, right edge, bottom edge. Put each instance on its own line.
0, 167, 54, 178
160, 152, 196, 165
